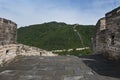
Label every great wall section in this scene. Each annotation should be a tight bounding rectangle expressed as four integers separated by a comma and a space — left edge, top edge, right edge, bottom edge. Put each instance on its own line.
0, 18, 57, 66
0, 7, 120, 80
93, 6, 120, 60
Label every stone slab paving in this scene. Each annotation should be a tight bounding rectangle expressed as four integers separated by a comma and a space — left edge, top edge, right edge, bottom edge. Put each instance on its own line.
0, 55, 120, 80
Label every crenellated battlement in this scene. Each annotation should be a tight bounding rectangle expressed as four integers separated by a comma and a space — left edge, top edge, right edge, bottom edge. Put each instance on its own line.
0, 18, 17, 27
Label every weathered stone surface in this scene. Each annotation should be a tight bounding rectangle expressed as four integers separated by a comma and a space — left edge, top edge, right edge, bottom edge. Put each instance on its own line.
0, 44, 57, 66
92, 18, 106, 54
0, 18, 17, 45
0, 55, 119, 80
93, 6, 120, 60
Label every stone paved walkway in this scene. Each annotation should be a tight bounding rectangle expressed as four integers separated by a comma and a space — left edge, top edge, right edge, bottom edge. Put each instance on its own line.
0, 55, 120, 80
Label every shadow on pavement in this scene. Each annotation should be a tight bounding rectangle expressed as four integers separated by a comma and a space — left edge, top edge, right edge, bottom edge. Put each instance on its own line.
79, 54, 120, 78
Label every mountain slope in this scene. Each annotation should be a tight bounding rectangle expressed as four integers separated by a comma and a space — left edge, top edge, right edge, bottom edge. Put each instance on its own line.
17, 22, 95, 50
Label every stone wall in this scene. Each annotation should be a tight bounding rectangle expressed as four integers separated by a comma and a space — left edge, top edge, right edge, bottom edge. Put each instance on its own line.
106, 6, 120, 32
0, 18, 17, 45
93, 6, 120, 60
0, 44, 57, 66
0, 18, 57, 66
92, 18, 106, 54
105, 6, 120, 60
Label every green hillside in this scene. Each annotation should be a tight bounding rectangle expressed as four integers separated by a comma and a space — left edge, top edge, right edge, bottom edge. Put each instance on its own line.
17, 22, 95, 51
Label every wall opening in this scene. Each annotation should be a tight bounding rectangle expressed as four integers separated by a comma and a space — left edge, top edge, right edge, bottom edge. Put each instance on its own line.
6, 50, 9, 54
111, 33, 115, 45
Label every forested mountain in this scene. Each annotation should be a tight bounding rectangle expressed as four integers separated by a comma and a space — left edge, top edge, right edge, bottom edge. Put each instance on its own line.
17, 22, 95, 51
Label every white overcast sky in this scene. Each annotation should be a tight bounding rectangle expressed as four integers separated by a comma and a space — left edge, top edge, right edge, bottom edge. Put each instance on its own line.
0, 0, 120, 27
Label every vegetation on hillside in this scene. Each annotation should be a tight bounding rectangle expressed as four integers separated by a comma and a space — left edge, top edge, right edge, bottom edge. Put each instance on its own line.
17, 22, 95, 52
54, 48, 92, 56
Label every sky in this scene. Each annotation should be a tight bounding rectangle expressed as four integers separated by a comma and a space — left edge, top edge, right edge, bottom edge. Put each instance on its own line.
0, 0, 120, 27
